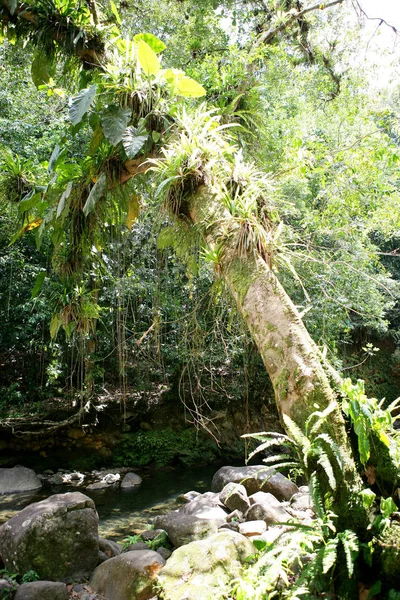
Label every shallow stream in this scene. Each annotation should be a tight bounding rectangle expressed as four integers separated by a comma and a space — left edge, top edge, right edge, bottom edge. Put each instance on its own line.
0, 465, 217, 541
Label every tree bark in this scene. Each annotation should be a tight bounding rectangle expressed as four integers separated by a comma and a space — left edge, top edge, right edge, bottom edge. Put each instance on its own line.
188, 185, 365, 529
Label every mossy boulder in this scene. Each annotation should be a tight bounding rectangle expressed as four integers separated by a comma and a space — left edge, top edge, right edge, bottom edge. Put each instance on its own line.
0, 492, 99, 582
90, 550, 165, 600
154, 511, 223, 547
158, 530, 255, 600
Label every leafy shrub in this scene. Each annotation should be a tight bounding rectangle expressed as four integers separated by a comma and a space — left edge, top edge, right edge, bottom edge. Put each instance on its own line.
113, 428, 219, 468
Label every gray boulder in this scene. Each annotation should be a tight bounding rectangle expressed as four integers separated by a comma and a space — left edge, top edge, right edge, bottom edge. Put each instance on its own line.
14, 581, 68, 600
179, 492, 227, 521
121, 472, 142, 489
90, 550, 165, 600
290, 492, 313, 511
0, 492, 99, 582
177, 490, 201, 504
246, 492, 291, 524
0, 466, 41, 494
154, 512, 222, 547
238, 520, 267, 537
0, 579, 15, 597
211, 465, 298, 500
159, 530, 255, 600
219, 482, 250, 514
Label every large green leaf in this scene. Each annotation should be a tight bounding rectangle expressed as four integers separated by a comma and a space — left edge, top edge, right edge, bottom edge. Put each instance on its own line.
122, 127, 147, 159
69, 84, 97, 126
83, 173, 107, 217
31, 50, 53, 87
175, 76, 206, 98
101, 106, 131, 146
162, 69, 206, 98
137, 40, 160, 76
31, 271, 46, 299
134, 33, 166, 54
19, 191, 41, 213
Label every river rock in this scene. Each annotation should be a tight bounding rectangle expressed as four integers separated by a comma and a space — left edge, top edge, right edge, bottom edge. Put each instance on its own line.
99, 537, 121, 557
211, 465, 298, 500
142, 528, 166, 541
245, 492, 291, 525
219, 482, 250, 513
90, 550, 165, 600
0, 466, 41, 494
0, 579, 15, 596
159, 530, 255, 600
177, 490, 201, 503
290, 492, 313, 511
14, 581, 68, 600
121, 472, 142, 489
157, 547, 172, 560
154, 512, 222, 547
0, 492, 99, 582
179, 492, 228, 521
103, 473, 120, 484
238, 520, 267, 537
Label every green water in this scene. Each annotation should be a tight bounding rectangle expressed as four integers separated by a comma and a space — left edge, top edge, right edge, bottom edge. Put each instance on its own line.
0, 465, 217, 541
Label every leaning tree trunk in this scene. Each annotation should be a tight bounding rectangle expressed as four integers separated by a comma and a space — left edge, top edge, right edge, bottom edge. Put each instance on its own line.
188, 185, 365, 530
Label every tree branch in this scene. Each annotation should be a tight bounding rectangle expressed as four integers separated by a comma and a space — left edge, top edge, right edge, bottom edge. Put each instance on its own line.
256, 0, 345, 47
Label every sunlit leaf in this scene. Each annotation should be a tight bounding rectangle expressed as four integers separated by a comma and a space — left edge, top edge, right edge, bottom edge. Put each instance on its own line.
175, 76, 206, 98
126, 195, 140, 229
134, 33, 166, 53
110, 0, 121, 24
137, 40, 160, 75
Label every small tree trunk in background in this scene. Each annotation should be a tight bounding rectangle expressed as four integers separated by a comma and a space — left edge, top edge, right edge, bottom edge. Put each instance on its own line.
189, 186, 365, 529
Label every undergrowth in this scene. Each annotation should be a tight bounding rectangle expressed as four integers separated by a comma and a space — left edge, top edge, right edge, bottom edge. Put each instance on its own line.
113, 427, 219, 468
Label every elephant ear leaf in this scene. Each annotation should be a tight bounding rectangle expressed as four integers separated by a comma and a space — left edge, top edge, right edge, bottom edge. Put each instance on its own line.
137, 40, 160, 75
69, 84, 97, 126
175, 76, 206, 98
101, 106, 131, 146
134, 33, 166, 54
122, 127, 148, 158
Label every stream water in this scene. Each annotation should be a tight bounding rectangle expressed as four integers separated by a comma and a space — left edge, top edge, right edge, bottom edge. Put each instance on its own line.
0, 465, 217, 541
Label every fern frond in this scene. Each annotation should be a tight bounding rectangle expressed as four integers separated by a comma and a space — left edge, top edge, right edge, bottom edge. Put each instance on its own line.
316, 450, 336, 491
322, 537, 339, 574
314, 433, 344, 470
306, 402, 337, 436
283, 414, 310, 449
339, 530, 359, 577
386, 396, 400, 415
309, 473, 325, 521
246, 438, 295, 462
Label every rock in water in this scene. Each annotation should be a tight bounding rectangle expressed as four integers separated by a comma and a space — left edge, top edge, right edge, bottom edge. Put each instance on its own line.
0, 492, 99, 582
211, 465, 298, 500
0, 466, 42, 494
90, 550, 165, 600
159, 530, 255, 600
14, 581, 68, 600
121, 472, 142, 489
